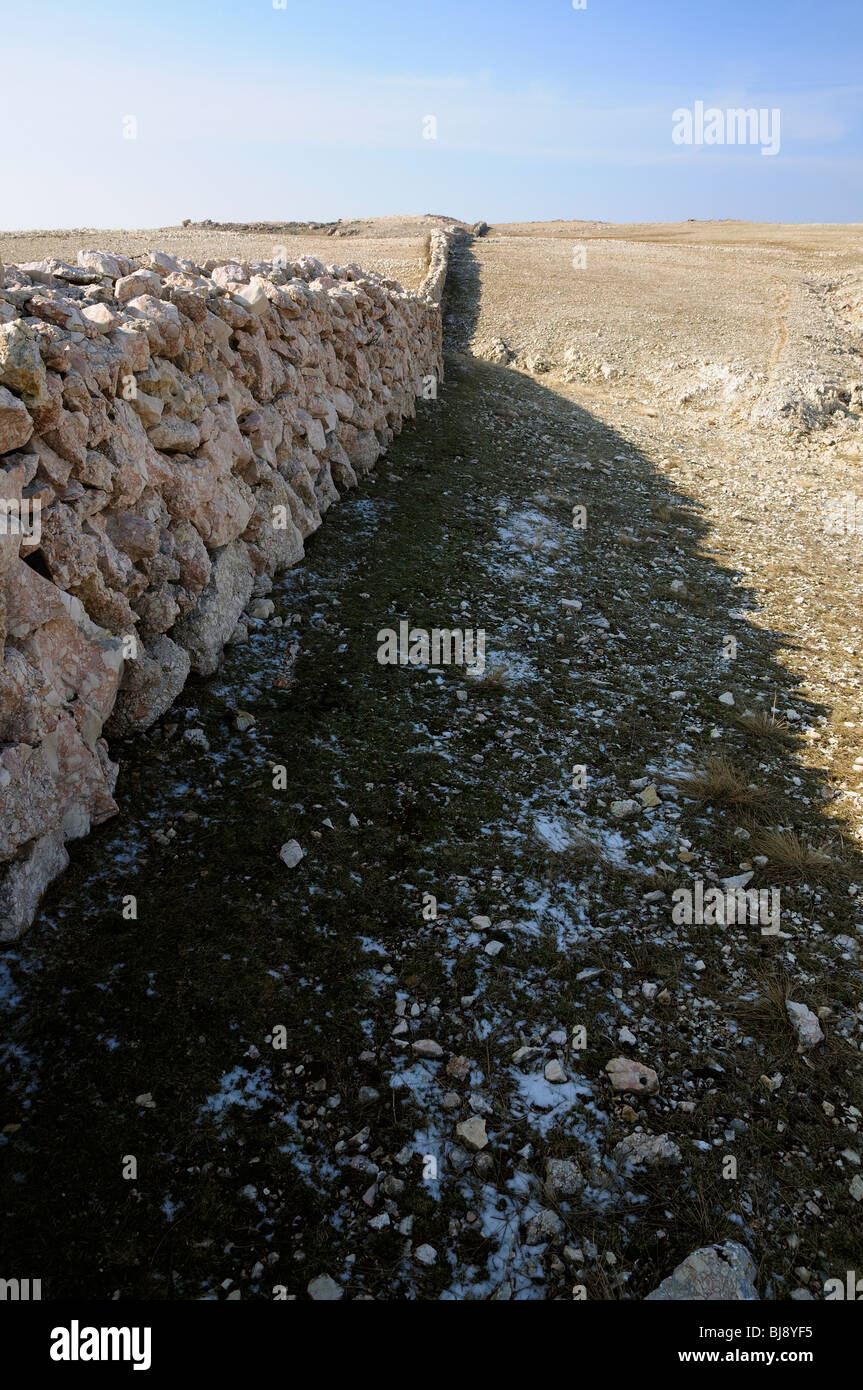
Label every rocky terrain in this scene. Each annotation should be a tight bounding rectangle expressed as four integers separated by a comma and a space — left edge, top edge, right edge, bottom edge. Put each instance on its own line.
0, 217, 459, 299
0, 218, 861, 1302
472, 223, 863, 434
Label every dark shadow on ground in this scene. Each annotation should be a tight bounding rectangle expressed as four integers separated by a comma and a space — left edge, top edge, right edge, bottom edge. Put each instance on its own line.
442, 233, 482, 352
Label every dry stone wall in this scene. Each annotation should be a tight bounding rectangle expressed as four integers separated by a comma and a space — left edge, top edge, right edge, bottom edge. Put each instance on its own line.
0, 231, 451, 938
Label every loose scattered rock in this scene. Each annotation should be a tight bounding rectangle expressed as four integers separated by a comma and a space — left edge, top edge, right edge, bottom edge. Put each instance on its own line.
456, 1116, 488, 1152
279, 840, 304, 869
786, 1000, 825, 1049
646, 1243, 759, 1301
525, 1209, 563, 1245
545, 1158, 583, 1196
307, 1274, 343, 1301
605, 1056, 660, 1095
613, 1132, 682, 1167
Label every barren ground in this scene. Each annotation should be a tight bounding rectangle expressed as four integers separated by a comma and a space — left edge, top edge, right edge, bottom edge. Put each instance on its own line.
1, 218, 862, 1301
0, 216, 446, 294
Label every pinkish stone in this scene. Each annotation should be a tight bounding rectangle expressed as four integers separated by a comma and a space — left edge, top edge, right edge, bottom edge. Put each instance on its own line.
0, 387, 33, 455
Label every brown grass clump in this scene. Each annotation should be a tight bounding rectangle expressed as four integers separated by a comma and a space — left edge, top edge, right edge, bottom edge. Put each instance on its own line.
751, 828, 832, 875
468, 665, 511, 693
736, 705, 795, 744
673, 755, 767, 808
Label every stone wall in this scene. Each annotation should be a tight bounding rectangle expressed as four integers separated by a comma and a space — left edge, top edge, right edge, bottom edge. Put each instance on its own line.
0, 231, 451, 938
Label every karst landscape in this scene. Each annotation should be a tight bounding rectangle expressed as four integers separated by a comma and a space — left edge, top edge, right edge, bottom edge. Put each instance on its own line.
0, 0, 861, 1349
1, 215, 861, 1311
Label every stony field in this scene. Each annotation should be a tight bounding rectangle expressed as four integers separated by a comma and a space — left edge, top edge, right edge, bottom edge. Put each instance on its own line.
0, 219, 436, 296
1, 218, 861, 1302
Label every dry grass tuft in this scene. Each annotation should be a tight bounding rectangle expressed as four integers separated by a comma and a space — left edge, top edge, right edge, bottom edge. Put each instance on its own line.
469, 665, 512, 693
750, 828, 832, 874
731, 964, 851, 1064
736, 705, 796, 744
673, 755, 767, 808
732, 967, 798, 1052
647, 500, 696, 526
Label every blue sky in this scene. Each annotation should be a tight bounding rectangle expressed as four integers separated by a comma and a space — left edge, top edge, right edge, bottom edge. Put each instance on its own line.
2, 0, 861, 227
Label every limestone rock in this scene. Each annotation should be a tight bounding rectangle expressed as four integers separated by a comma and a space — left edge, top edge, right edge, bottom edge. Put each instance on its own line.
77, 249, 128, 279
646, 1242, 759, 1301
786, 1000, 824, 1049
605, 1056, 660, 1095
0, 829, 69, 942
172, 540, 254, 675
545, 1157, 583, 1196
115, 270, 162, 303
81, 303, 118, 334
613, 1132, 682, 1167
147, 415, 201, 453
525, 1209, 563, 1244
0, 454, 37, 574
0, 321, 48, 407
106, 635, 191, 735
456, 1115, 488, 1151
307, 1274, 343, 1301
